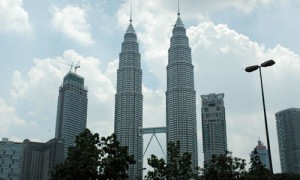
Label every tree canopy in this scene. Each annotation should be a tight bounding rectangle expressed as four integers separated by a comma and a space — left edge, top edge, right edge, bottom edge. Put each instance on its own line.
247, 148, 271, 179
202, 149, 300, 180
51, 129, 300, 180
98, 133, 135, 179
204, 151, 247, 180
145, 141, 195, 180
51, 129, 135, 180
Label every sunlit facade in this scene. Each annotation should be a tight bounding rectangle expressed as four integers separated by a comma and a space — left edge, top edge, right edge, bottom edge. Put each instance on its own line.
114, 19, 143, 179
166, 12, 198, 169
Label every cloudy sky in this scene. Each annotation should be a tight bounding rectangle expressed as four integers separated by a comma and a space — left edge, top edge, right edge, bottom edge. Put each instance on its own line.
1, 0, 300, 173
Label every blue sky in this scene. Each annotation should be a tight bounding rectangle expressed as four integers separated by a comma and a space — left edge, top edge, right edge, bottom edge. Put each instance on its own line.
1, 0, 300, 173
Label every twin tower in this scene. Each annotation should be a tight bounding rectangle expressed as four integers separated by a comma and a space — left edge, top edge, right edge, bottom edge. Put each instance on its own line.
114, 11, 198, 179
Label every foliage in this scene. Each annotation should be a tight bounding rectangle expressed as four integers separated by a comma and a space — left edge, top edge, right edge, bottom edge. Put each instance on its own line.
204, 151, 247, 180
51, 129, 135, 180
145, 141, 195, 180
98, 133, 135, 179
246, 148, 271, 179
274, 172, 300, 180
51, 128, 100, 180
50, 130, 300, 180
201, 149, 300, 180
146, 154, 166, 179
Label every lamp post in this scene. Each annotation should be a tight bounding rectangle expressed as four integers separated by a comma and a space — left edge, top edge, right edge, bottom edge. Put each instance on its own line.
245, 59, 275, 175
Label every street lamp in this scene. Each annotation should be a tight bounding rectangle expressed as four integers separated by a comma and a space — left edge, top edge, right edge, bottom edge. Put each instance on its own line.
245, 59, 275, 175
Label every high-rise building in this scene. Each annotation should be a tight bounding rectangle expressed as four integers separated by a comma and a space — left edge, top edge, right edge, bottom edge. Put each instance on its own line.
201, 93, 227, 166
250, 140, 270, 169
114, 16, 143, 179
0, 138, 22, 180
276, 108, 300, 173
20, 138, 64, 180
55, 71, 88, 157
166, 11, 198, 169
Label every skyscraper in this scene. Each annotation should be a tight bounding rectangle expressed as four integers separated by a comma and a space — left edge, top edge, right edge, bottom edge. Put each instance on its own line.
201, 93, 227, 166
276, 108, 300, 173
114, 16, 143, 179
55, 71, 88, 157
250, 140, 270, 169
166, 11, 198, 169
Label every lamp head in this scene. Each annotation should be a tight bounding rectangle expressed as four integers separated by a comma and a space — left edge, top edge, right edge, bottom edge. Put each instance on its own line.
245, 65, 259, 72
261, 59, 275, 67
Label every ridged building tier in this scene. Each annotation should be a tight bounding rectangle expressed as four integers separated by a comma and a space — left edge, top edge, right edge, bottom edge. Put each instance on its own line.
166, 13, 198, 169
114, 20, 143, 179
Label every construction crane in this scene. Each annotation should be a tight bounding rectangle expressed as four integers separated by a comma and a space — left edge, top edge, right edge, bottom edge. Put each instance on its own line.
56, 60, 80, 74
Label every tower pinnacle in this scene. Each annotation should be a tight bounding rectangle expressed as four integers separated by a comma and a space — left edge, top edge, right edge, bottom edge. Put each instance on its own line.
177, 0, 180, 16
126, 3, 135, 34
130, 3, 132, 23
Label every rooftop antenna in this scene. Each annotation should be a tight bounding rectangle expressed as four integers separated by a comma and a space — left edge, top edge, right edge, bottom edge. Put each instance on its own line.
177, 0, 180, 16
130, 3, 132, 23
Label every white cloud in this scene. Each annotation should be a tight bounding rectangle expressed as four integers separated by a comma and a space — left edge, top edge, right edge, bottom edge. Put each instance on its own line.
0, 98, 26, 134
50, 5, 94, 46
194, 0, 273, 14
187, 21, 300, 171
143, 86, 166, 128
118, 1, 300, 170
0, 0, 32, 33
9, 50, 116, 140
5, 47, 171, 159
116, 0, 278, 89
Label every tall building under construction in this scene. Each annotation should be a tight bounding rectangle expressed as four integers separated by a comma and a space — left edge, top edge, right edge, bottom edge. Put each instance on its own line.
55, 71, 88, 157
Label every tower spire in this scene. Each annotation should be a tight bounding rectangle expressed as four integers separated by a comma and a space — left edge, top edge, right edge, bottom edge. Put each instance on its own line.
130, 3, 132, 23
177, 0, 180, 16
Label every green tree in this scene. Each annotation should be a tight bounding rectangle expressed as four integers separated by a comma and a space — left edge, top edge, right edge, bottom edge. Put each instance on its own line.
51, 129, 135, 180
98, 133, 135, 179
204, 151, 247, 180
246, 148, 271, 179
51, 128, 100, 180
274, 172, 300, 180
145, 141, 195, 180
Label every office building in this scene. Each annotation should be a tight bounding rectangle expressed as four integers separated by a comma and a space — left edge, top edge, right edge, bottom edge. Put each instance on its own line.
0, 138, 22, 180
41, 138, 65, 179
276, 108, 300, 173
55, 71, 88, 157
201, 93, 227, 166
166, 11, 198, 168
114, 16, 143, 179
20, 138, 64, 180
250, 140, 270, 169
